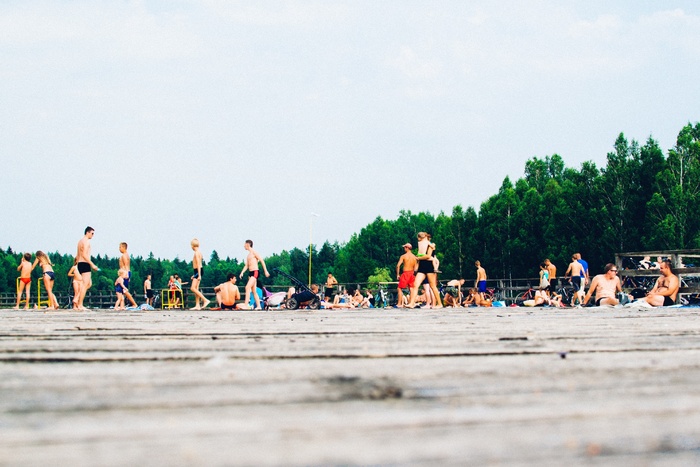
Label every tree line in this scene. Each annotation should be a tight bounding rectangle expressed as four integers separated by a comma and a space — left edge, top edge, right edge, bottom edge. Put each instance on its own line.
1, 122, 698, 296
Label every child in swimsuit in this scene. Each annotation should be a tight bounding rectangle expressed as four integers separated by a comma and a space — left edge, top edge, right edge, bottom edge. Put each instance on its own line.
426, 234, 440, 272
167, 275, 185, 309
33, 251, 59, 309
14, 252, 33, 309
67, 259, 83, 309
114, 269, 128, 310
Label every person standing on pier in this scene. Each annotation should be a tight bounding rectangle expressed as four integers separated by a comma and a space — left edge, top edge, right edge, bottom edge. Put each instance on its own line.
396, 243, 417, 307
114, 269, 128, 310
325, 273, 338, 303
76, 226, 99, 310
144, 274, 153, 307
67, 259, 83, 309
475, 260, 487, 299
32, 251, 59, 310
539, 262, 550, 293
240, 239, 270, 310
545, 258, 557, 291
565, 255, 585, 306
13, 253, 33, 309
574, 253, 590, 286
190, 238, 210, 310
119, 242, 138, 308
407, 232, 442, 309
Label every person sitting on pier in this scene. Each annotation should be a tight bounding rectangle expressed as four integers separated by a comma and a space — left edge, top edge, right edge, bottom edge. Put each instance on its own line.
549, 291, 565, 307
330, 289, 355, 309
463, 288, 491, 307
583, 263, 626, 306
213, 273, 241, 310
352, 289, 366, 307
533, 289, 551, 306
643, 259, 679, 306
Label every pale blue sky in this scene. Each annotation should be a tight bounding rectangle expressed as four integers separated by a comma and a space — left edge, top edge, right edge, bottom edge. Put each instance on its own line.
1, 1, 699, 261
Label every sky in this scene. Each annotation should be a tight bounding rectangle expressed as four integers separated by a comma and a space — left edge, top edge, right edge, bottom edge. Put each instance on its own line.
1, 0, 699, 263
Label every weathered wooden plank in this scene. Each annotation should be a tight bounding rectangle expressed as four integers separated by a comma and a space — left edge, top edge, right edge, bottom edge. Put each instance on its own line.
1, 307, 700, 465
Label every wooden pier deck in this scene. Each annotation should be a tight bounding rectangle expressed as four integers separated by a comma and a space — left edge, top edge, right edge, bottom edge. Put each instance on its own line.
1, 306, 700, 466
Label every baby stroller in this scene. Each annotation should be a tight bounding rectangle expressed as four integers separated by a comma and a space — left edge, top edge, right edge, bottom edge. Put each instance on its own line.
273, 269, 321, 310
262, 287, 287, 310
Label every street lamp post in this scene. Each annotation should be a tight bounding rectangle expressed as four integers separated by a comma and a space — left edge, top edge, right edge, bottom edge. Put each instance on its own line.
309, 212, 320, 285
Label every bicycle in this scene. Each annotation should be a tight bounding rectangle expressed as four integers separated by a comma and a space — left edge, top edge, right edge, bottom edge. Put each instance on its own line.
484, 286, 503, 302
554, 283, 577, 306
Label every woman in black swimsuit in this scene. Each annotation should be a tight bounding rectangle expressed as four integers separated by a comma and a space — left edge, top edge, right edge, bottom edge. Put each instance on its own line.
407, 232, 442, 308
33, 250, 59, 309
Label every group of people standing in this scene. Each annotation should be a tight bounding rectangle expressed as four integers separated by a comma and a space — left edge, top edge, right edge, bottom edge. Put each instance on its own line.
14, 251, 60, 309
14, 226, 99, 310
12, 227, 272, 311
394, 232, 490, 309
394, 232, 443, 309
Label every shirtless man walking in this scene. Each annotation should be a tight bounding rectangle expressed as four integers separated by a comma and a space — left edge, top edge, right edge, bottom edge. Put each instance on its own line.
214, 273, 241, 310
76, 226, 99, 310
574, 253, 590, 286
644, 259, 679, 306
239, 240, 270, 310
583, 263, 624, 306
396, 243, 417, 307
565, 255, 585, 306
119, 242, 138, 308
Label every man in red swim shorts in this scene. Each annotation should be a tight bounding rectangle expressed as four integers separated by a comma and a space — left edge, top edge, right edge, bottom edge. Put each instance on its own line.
396, 243, 417, 307
239, 240, 270, 310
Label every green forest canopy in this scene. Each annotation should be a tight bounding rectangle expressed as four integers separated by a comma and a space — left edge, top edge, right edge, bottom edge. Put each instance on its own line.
2, 122, 699, 294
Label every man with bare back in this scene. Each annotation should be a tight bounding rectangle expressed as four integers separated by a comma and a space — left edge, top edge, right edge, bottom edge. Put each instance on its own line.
214, 273, 241, 310
190, 238, 210, 310
565, 255, 585, 306
396, 243, 417, 307
76, 226, 99, 310
118, 242, 138, 308
475, 260, 488, 299
239, 239, 270, 310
